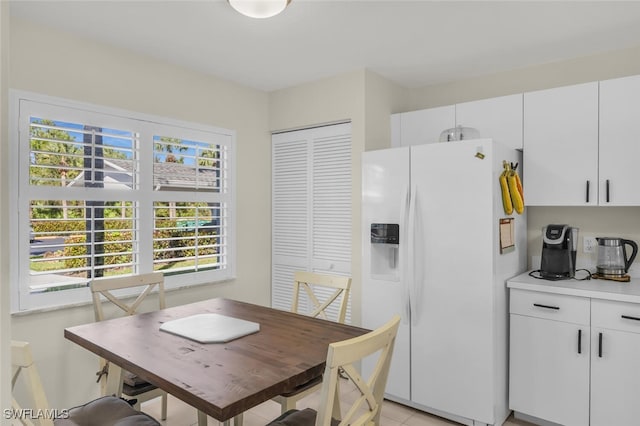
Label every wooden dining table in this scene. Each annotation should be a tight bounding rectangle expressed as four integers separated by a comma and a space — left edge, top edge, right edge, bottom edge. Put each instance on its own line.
64, 297, 368, 423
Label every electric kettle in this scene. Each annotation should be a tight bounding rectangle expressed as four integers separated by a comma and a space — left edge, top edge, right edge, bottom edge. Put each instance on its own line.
596, 237, 638, 277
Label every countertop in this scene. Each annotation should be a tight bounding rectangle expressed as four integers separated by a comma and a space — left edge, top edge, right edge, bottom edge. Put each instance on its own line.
507, 271, 640, 304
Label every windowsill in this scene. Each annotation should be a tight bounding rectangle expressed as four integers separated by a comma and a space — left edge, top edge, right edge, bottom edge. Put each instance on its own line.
10, 277, 235, 317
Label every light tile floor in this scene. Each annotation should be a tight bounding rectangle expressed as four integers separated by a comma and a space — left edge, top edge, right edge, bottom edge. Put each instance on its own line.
142, 381, 536, 426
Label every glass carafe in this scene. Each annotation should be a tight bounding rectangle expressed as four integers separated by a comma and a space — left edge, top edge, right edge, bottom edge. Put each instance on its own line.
596, 237, 638, 277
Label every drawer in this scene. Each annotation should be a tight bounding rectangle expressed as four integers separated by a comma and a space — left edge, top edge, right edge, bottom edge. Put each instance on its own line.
510, 289, 590, 325
592, 299, 640, 334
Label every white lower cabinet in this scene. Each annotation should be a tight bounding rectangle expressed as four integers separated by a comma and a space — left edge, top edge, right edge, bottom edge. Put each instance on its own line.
590, 300, 640, 426
510, 288, 640, 426
509, 290, 590, 426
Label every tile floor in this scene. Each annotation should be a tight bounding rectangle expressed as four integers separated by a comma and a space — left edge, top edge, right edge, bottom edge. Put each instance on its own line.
142, 381, 536, 426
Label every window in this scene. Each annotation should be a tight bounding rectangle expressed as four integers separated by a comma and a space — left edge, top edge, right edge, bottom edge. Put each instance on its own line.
10, 91, 236, 311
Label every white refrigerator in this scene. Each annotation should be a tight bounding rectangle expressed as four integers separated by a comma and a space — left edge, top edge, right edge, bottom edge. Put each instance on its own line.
362, 139, 526, 426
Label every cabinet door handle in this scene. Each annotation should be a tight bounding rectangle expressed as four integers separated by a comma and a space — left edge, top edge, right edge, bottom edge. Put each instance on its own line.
577, 329, 582, 354
606, 179, 611, 203
586, 180, 590, 203
598, 332, 603, 358
621, 315, 640, 322
533, 303, 560, 310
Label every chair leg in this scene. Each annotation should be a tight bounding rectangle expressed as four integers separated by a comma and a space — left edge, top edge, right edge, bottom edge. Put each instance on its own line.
197, 410, 207, 426
160, 393, 168, 420
331, 389, 341, 421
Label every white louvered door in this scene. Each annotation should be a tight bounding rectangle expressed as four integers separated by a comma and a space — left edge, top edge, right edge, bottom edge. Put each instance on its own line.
271, 123, 352, 322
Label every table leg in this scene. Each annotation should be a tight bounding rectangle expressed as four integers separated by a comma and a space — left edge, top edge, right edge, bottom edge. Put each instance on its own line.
104, 362, 123, 397
221, 413, 242, 426
197, 410, 207, 426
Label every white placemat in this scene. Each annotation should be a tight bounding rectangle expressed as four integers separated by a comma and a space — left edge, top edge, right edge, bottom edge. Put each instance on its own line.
159, 313, 260, 343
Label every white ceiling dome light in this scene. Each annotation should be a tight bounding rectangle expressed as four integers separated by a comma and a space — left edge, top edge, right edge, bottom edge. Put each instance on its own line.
227, 0, 292, 19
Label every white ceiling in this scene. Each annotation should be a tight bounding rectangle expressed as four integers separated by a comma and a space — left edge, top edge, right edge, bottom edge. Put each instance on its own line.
10, 0, 640, 92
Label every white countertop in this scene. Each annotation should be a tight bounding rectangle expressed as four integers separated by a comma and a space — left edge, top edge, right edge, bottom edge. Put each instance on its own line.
507, 271, 640, 304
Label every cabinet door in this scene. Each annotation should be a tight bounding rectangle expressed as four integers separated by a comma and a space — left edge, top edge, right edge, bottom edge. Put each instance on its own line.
523, 82, 598, 205
271, 123, 352, 319
599, 75, 640, 205
399, 105, 455, 146
591, 328, 640, 426
509, 314, 590, 426
456, 94, 523, 150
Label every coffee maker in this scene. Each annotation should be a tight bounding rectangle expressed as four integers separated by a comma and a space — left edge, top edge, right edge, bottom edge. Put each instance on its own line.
540, 224, 578, 280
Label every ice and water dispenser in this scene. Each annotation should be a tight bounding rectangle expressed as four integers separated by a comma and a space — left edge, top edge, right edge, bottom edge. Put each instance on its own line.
370, 223, 400, 280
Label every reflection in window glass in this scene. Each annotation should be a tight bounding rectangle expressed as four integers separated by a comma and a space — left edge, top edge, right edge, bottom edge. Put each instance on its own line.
153, 202, 226, 274
153, 136, 224, 192
29, 200, 137, 293
29, 117, 137, 189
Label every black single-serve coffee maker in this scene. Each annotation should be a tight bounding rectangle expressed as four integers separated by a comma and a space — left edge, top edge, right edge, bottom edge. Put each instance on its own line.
540, 224, 578, 280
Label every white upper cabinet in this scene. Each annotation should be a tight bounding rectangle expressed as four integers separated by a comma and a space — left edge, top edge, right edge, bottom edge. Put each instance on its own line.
393, 95, 523, 148
599, 75, 640, 205
456, 94, 523, 150
397, 105, 455, 146
523, 82, 599, 206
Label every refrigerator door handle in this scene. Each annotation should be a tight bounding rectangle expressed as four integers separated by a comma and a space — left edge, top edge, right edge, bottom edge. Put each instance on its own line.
408, 183, 418, 324
400, 184, 411, 324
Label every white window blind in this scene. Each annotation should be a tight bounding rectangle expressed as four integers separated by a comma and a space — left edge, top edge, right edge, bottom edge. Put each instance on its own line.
11, 92, 236, 312
271, 122, 352, 322
29, 118, 138, 189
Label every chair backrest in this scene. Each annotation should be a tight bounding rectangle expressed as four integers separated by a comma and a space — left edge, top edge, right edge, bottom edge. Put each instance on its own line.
90, 272, 166, 393
11, 340, 53, 426
315, 315, 400, 426
292, 271, 352, 323
90, 272, 166, 322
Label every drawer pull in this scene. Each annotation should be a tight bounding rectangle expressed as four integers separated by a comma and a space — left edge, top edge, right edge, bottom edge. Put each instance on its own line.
621, 315, 640, 322
599, 332, 603, 358
533, 303, 560, 310
578, 329, 582, 354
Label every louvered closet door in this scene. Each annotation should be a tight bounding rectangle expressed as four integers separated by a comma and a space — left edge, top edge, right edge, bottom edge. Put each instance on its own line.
272, 122, 352, 323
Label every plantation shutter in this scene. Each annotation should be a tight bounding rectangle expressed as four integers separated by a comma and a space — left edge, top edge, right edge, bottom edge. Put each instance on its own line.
271, 122, 352, 323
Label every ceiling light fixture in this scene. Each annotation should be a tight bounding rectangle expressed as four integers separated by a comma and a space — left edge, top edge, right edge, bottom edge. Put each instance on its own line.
227, 0, 291, 19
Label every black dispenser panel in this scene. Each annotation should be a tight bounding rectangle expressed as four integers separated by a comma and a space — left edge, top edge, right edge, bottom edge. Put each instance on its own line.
371, 223, 399, 244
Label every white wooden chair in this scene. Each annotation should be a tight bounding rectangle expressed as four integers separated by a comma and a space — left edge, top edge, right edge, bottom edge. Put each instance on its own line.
11, 340, 53, 426
271, 271, 352, 413
267, 315, 401, 426
290, 271, 352, 323
11, 340, 160, 426
90, 272, 168, 420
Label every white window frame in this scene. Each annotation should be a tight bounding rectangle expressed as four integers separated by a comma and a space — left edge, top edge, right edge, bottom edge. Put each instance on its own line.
9, 90, 236, 312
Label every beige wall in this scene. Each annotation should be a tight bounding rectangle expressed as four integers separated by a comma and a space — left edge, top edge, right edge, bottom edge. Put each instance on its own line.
8, 18, 271, 408
364, 71, 409, 152
404, 44, 640, 111
527, 207, 640, 274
